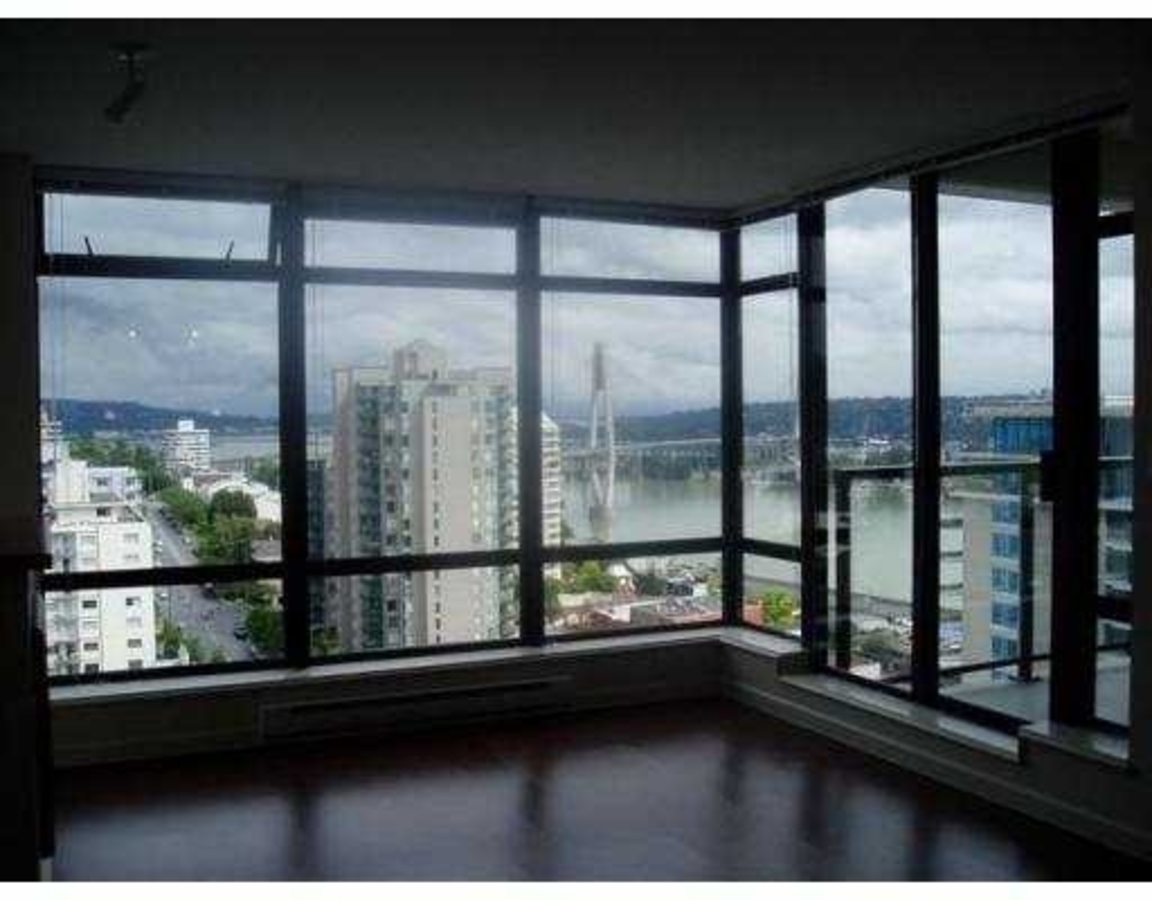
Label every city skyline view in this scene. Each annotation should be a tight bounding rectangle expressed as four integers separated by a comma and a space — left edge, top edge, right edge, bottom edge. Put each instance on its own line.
34, 168, 1135, 728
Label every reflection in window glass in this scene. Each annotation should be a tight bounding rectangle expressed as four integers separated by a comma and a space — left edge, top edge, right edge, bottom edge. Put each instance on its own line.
312, 569, 517, 655
938, 146, 1053, 723
1098, 235, 1133, 727
545, 554, 721, 636
742, 291, 799, 545
541, 218, 718, 282
305, 219, 515, 272
742, 555, 800, 636
305, 286, 517, 561
43, 193, 270, 260
824, 185, 913, 685
741, 216, 796, 280
45, 579, 283, 677
542, 294, 720, 545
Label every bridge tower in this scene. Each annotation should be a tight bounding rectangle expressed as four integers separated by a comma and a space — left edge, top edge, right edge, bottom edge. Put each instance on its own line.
588, 342, 615, 543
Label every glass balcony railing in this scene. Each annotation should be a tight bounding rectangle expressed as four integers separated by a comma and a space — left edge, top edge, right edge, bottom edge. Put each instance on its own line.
829, 456, 1132, 725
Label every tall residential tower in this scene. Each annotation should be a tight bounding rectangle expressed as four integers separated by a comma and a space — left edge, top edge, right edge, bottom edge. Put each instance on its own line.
319, 341, 562, 652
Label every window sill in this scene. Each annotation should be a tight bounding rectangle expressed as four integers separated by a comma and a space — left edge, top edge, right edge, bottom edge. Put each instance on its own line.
718, 626, 803, 657
50, 626, 730, 706
1020, 720, 1131, 771
779, 672, 1021, 762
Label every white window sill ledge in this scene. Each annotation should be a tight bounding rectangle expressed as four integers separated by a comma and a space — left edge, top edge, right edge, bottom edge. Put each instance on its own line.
779, 672, 1022, 762
51, 626, 747, 706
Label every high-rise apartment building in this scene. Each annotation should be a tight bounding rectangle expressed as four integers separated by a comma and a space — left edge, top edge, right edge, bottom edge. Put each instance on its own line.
40, 415, 157, 676
161, 418, 212, 473
319, 341, 563, 652
957, 398, 1132, 669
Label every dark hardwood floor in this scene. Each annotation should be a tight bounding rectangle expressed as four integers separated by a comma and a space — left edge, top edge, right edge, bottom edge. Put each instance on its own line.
53, 699, 1152, 880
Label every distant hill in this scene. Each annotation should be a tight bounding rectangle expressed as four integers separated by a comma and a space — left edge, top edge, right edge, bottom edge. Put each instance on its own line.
48, 393, 1041, 451
609, 394, 1043, 448
43, 398, 277, 435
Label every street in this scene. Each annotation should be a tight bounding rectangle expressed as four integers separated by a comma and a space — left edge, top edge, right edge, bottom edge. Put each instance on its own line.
143, 501, 254, 663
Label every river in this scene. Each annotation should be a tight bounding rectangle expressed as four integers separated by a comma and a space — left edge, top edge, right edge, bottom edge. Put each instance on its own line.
213, 433, 917, 603
563, 476, 915, 603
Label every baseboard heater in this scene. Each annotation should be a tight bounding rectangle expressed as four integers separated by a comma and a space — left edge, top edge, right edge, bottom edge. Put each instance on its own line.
260, 676, 572, 741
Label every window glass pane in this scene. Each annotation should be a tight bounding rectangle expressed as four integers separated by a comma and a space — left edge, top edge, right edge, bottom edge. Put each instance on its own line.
938, 145, 1053, 723
43, 193, 270, 260
545, 553, 721, 636
305, 219, 515, 272
311, 568, 517, 655
741, 215, 796, 280
39, 278, 282, 582
742, 555, 801, 636
46, 578, 283, 677
541, 218, 718, 282
306, 285, 517, 559
742, 291, 799, 544
824, 184, 913, 685
542, 294, 720, 545
1098, 234, 1133, 727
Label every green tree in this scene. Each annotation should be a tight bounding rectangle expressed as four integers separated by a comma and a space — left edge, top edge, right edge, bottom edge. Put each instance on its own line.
245, 604, 284, 656
248, 457, 280, 490
157, 486, 208, 529
220, 580, 276, 605
196, 515, 258, 565
184, 634, 207, 664
633, 571, 666, 597
157, 618, 183, 658
312, 628, 340, 657
760, 589, 799, 628
70, 436, 173, 494
209, 489, 257, 521
570, 560, 616, 594
544, 576, 564, 621
856, 629, 906, 669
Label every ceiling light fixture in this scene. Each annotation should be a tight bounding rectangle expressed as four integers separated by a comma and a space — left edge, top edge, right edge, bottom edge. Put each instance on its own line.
104, 42, 151, 124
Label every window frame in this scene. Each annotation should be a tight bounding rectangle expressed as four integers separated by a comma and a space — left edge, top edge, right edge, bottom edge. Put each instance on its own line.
36, 173, 730, 682
36, 103, 1136, 742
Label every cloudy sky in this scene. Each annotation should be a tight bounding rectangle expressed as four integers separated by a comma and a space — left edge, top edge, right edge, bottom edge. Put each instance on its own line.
40, 186, 1134, 422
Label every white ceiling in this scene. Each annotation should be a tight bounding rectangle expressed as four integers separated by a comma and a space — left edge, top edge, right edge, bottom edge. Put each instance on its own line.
0, 20, 1142, 210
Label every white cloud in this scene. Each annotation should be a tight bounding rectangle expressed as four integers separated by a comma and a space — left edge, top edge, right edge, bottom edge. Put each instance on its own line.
41, 187, 1136, 419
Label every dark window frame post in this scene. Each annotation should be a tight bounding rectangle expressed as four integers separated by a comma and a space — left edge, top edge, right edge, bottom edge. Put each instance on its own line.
910, 173, 941, 704
1049, 129, 1101, 725
517, 200, 545, 646
720, 226, 743, 625
278, 186, 310, 668
798, 204, 828, 667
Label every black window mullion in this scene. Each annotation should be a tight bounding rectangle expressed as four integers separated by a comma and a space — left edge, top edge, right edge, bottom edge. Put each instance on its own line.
1049, 129, 1101, 725
910, 173, 941, 704
720, 227, 743, 626
517, 201, 544, 646
798, 204, 828, 667
278, 186, 310, 668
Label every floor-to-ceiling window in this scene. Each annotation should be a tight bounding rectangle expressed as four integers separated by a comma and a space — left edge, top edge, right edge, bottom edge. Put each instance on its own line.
823, 183, 914, 684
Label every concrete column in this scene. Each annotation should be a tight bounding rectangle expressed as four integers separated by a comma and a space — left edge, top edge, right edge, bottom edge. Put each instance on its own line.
0, 152, 49, 879
1130, 43, 1152, 772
